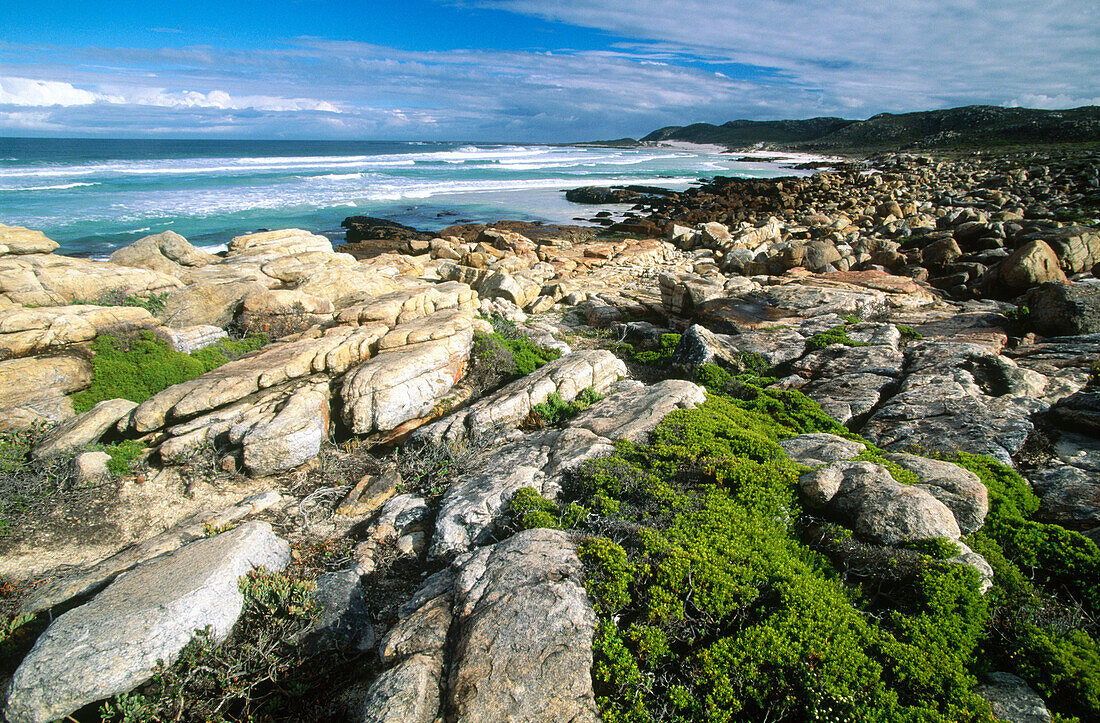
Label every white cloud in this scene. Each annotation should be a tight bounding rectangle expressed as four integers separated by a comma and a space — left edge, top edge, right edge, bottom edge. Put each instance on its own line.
0, 77, 98, 106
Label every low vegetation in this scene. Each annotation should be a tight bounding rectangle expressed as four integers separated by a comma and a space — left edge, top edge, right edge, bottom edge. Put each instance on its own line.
75, 289, 170, 317
506, 366, 1098, 722
522, 387, 606, 429
72, 331, 269, 413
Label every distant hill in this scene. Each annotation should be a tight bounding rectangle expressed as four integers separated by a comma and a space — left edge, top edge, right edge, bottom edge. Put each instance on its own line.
639, 105, 1100, 152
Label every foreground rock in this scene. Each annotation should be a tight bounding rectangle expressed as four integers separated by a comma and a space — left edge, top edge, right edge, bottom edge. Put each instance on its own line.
362, 529, 597, 723
4, 522, 289, 723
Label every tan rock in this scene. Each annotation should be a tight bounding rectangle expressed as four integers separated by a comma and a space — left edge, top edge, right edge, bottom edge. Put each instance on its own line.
0, 305, 155, 359
997, 240, 1068, 291
341, 326, 473, 435
33, 398, 138, 459
160, 280, 268, 328
336, 468, 401, 517
130, 323, 388, 432
0, 254, 183, 307
0, 225, 60, 256
108, 231, 217, 280
239, 381, 330, 476
0, 355, 93, 431
335, 281, 478, 328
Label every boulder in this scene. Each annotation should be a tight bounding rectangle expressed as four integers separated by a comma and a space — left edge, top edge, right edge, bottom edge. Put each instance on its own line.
32, 398, 138, 459
883, 453, 989, 534
671, 324, 806, 370
0, 355, 92, 431
240, 381, 331, 476
1024, 281, 1100, 336
1050, 387, 1100, 436
153, 324, 228, 354
974, 672, 1052, 723
3, 522, 289, 723
779, 432, 866, 468
1001, 240, 1068, 290
108, 230, 217, 279
1039, 225, 1100, 274
341, 324, 473, 436
799, 461, 962, 544
0, 224, 59, 256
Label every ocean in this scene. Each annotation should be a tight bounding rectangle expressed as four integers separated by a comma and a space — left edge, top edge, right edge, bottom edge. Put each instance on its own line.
0, 138, 824, 258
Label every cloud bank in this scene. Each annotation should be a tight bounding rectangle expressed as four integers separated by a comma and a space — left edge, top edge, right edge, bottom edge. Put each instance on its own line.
0, 0, 1096, 140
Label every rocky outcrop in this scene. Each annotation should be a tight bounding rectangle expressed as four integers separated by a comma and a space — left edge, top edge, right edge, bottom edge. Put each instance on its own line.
1024, 281, 1100, 336
0, 224, 60, 256
975, 672, 1053, 723
0, 355, 92, 431
414, 350, 626, 446
31, 398, 138, 460
4, 522, 289, 723
364, 529, 597, 723
108, 230, 218, 280
0, 304, 156, 359
0, 253, 183, 307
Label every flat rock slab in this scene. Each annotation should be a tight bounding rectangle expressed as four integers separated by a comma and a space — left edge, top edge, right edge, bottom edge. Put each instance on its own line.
779, 432, 866, 468
448, 529, 598, 723
4, 521, 289, 723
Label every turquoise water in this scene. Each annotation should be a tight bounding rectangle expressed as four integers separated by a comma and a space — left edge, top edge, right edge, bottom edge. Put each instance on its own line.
0, 138, 819, 257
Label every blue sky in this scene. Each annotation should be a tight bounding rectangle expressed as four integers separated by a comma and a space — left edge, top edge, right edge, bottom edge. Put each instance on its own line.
1, 0, 1097, 140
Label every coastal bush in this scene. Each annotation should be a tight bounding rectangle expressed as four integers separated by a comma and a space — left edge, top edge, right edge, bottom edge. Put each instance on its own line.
805, 324, 874, 352
71, 331, 268, 413
99, 567, 324, 722
522, 387, 605, 429
609, 333, 682, 369
0, 425, 78, 536
101, 439, 145, 476
565, 373, 1100, 721
76, 289, 169, 316
508, 486, 585, 531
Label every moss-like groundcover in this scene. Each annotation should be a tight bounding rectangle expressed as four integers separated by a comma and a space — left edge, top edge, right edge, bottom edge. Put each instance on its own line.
512, 365, 1099, 722
72, 331, 269, 413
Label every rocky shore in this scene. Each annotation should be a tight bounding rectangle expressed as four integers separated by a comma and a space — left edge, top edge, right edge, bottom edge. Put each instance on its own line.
0, 148, 1097, 722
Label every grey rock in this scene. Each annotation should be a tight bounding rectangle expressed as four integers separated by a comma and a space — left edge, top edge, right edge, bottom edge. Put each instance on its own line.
153, 324, 227, 353
297, 568, 373, 653
949, 541, 994, 594
448, 529, 597, 723
975, 672, 1052, 723
360, 653, 444, 723
779, 433, 866, 468
1050, 387, 1100, 435
32, 398, 138, 459
1025, 281, 1100, 336
799, 461, 962, 544
884, 453, 989, 534
1028, 464, 1100, 529
4, 521, 289, 723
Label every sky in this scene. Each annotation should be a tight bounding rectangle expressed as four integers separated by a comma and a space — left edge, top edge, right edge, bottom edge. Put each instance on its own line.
0, 0, 1097, 141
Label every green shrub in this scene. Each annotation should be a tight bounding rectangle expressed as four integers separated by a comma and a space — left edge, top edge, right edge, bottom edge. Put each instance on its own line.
897, 325, 923, 341
71, 331, 268, 413
76, 289, 169, 316
523, 387, 605, 429
102, 440, 145, 476
805, 325, 874, 352
509, 486, 585, 531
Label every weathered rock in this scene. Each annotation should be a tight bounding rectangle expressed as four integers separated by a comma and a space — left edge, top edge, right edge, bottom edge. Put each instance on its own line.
799, 461, 962, 544
161, 280, 268, 328
0, 304, 156, 359
0, 224, 59, 256
0, 253, 183, 307
240, 381, 330, 476
341, 324, 473, 436
297, 568, 373, 652
4, 522, 289, 723
130, 323, 387, 433
672, 323, 806, 370
779, 432, 866, 468
1038, 225, 1100, 274
1028, 463, 1100, 529
861, 341, 1047, 465
32, 398, 138, 459
994, 240, 1068, 292
336, 281, 478, 329
1024, 281, 1100, 336
19, 491, 283, 618
237, 289, 335, 336
153, 324, 228, 354
975, 672, 1052, 723
431, 432, 559, 558
108, 231, 217, 279
337, 469, 401, 517
1050, 387, 1100, 436
414, 350, 625, 446
0, 355, 92, 431
447, 529, 597, 723
564, 379, 706, 446
883, 453, 989, 534
72, 450, 111, 484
